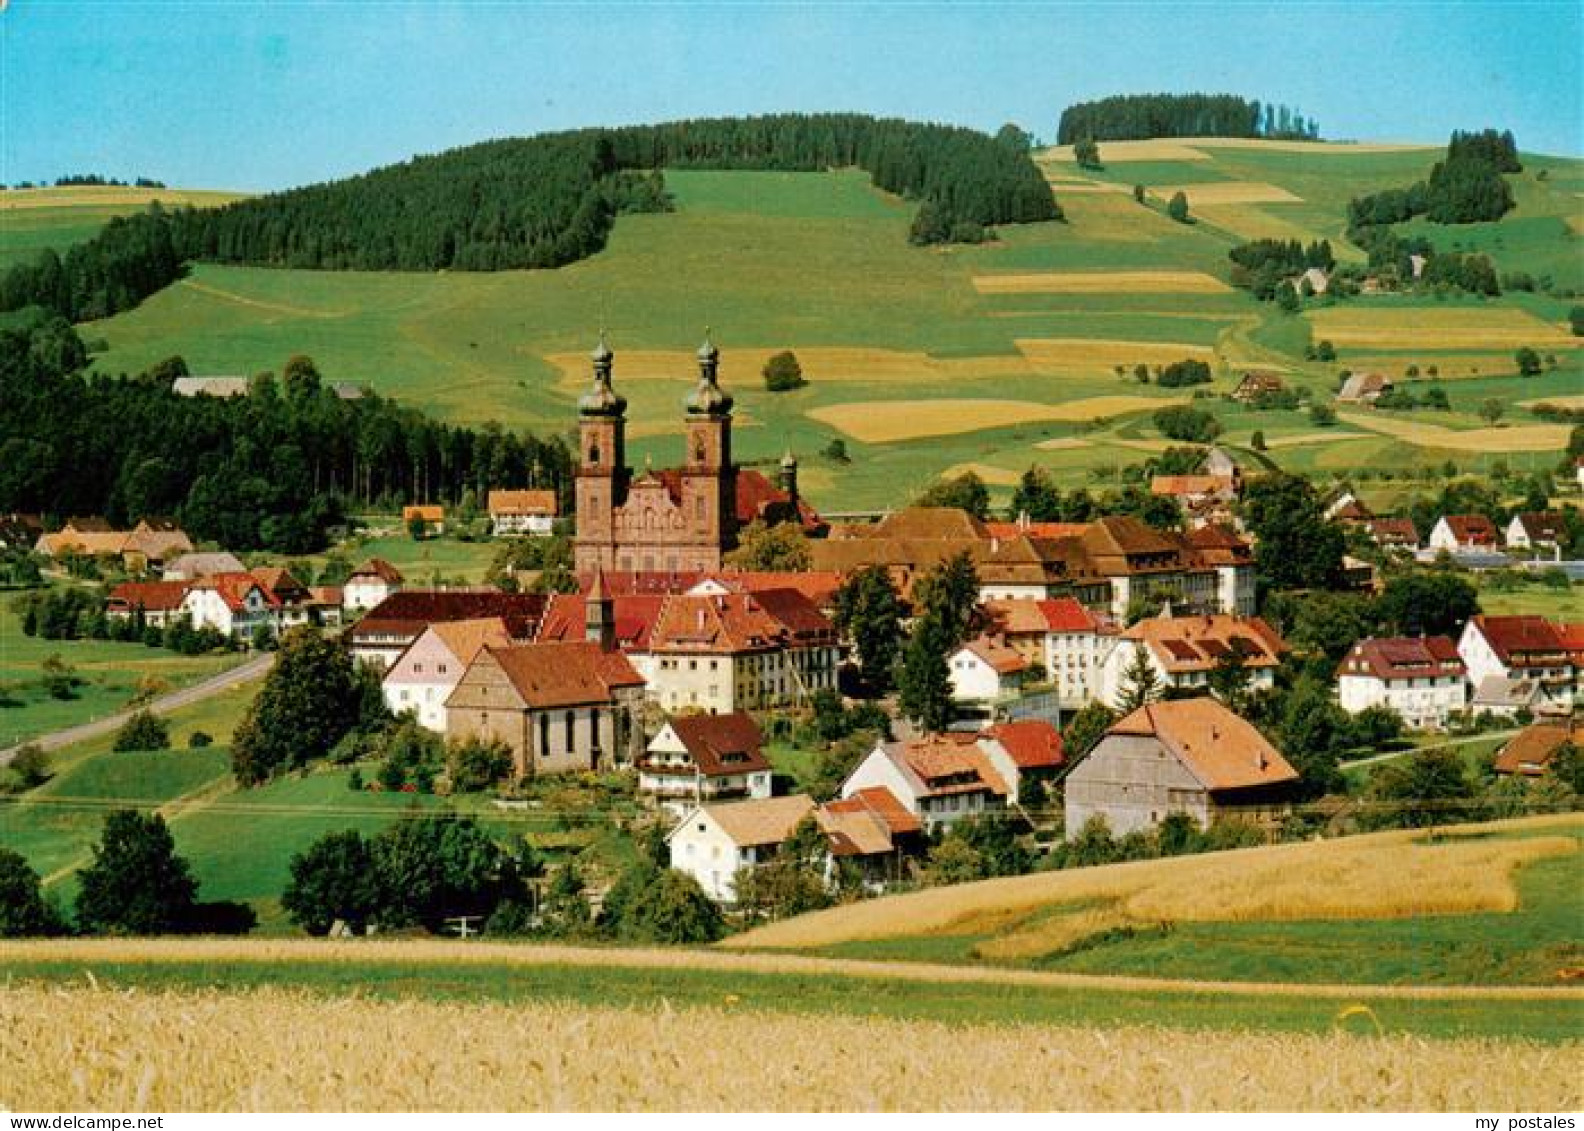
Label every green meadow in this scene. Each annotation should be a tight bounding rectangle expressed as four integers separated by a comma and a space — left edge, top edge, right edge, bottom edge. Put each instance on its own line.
22, 143, 1574, 509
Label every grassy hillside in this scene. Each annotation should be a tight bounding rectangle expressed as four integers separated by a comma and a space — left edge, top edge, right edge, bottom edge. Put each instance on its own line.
731, 814, 1584, 987
70, 142, 1584, 509
0, 186, 246, 271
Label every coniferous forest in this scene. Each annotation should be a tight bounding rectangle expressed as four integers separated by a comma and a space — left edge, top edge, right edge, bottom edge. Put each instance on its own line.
0, 310, 573, 553
1056, 93, 1319, 144
0, 114, 1060, 324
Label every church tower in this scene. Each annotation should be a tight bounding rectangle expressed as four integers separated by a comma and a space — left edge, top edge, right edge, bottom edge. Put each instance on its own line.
681, 332, 736, 556
574, 333, 627, 572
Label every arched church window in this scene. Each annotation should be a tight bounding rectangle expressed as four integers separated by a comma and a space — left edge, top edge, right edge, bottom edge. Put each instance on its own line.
588, 444, 601, 465
694, 441, 705, 464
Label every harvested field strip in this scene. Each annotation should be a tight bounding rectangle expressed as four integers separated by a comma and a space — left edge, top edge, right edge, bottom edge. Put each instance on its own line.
2, 936, 1580, 1002
733, 815, 1581, 952
1152, 182, 1302, 205
971, 271, 1230, 295
1337, 413, 1573, 453
1261, 432, 1372, 448
1520, 394, 1584, 408
1191, 137, 1436, 153
808, 396, 1184, 443
545, 346, 1034, 385
1042, 181, 1130, 193
1014, 337, 1216, 372
1035, 436, 1095, 450
1307, 308, 1575, 350
1041, 141, 1212, 162
3, 985, 1576, 1112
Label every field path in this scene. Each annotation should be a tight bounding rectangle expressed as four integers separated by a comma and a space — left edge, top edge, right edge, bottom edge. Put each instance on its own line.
4, 937, 1578, 1002
177, 279, 348, 320
0, 654, 271, 767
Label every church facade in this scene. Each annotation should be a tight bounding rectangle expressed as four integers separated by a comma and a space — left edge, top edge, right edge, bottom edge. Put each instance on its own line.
573, 335, 818, 574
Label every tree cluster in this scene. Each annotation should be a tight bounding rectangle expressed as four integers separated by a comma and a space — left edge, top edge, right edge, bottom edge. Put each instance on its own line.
1056, 94, 1317, 144
0, 314, 573, 553
1, 116, 1060, 321
1154, 359, 1212, 388
1152, 405, 1222, 444
1227, 238, 1335, 299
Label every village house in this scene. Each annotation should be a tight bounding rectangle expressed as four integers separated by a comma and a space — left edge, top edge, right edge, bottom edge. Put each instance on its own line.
1469, 675, 1550, 720
1428, 514, 1500, 554
1097, 612, 1287, 708
163, 552, 246, 580
1492, 722, 1582, 777
171, 375, 250, 397
382, 617, 512, 732
947, 634, 1029, 711
1149, 474, 1238, 529
488, 489, 559, 537
637, 711, 773, 812
668, 794, 816, 904
1323, 488, 1373, 525
344, 558, 405, 612
1366, 517, 1420, 553
1230, 371, 1285, 404
105, 580, 191, 629
1505, 512, 1564, 555
181, 571, 281, 640
35, 517, 193, 571
1458, 615, 1578, 716
817, 787, 924, 893
1336, 636, 1467, 730
444, 640, 647, 778
1337, 372, 1393, 405
840, 737, 1008, 832
251, 566, 340, 629
645, 587, 839, 713
347, 590, 547, 669
982, 597, 1117, 706
401, 505, 445, 536
1064, 698, 1299, 838
975, 719, 1065, 806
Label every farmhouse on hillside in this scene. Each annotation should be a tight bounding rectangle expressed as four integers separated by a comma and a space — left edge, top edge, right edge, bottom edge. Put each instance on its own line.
488, 489, 559, 537
1064, 697, 1299, 838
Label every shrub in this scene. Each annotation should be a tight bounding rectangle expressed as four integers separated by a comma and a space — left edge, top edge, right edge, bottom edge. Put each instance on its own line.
187, 730, 213, 749
113, 710, 170, 753
762, 350, 807, 392
1153, 405, 1222, 443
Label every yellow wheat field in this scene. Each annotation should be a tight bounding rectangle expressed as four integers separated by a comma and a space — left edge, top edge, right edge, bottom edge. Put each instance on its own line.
1035, 436, 1095, 450
1191, 137, 1436, 154
1519, 394, 1584, 409
1014, 337, 1217, 374
733, 816, 1581, 952
1193, 203, 1332, 245
971, 271, 1231, 295
807, 395, 1184, 443
0, 186, 245, 210
1337, 413, 1573, 453
1307, 307, 1576, 350
1040, 138, 1433, 164
1041, 140, 1214, 162
1261, 431, 1372, 448
1043, 180, 1132, 193
1337, 353, 1536, 378
2, 985, 1575, 1112
1152, 182, 1303, 206
546, 346, 1035, 386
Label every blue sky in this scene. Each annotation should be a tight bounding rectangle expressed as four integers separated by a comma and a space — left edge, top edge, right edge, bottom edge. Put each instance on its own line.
3, 1, 1580, 190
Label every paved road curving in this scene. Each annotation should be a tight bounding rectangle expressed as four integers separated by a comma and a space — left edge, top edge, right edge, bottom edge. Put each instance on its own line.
0, 653, 273, 766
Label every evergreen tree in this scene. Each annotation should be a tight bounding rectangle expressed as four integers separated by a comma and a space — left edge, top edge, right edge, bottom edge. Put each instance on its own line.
1115, 644, 1162, 712
831, 565, 905, 693
0, 848, 67, 937
898, 612, 955, 733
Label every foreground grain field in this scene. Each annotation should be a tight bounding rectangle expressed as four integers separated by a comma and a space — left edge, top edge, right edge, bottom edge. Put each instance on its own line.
732, 815, 1581, 954
3, 984, 1574, 1112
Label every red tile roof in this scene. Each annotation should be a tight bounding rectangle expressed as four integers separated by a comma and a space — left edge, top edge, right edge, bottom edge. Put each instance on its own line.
984, 521, 1091, 541
537, 592, 666, 651
1121, 613, 1286, 673
650, 712, 769, 778
1341, 636, 1464, 682
1493, 723, 1582, 776
485, 641, 645, 708
984, 719, 1065, 769
957, 635, 1030, 675
1439, 514, 1499, 546
487, 489, 558, 517
352, 558, 405, 584
107, 580, 189, 613
824, 786, 923, 836
713, 570, 845, 607
650, 589, 834, 654
1511, 512, 1563, 543
192, 571, 281, 612
573, 571, 704, 596
1469, 616, 1570, 664
351, 591, 547, 642
1108, 699, 1298, 793
1368, 518, 1420, 546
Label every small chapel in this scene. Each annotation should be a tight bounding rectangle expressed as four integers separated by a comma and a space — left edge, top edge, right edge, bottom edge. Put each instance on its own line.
572, 334, 822, 574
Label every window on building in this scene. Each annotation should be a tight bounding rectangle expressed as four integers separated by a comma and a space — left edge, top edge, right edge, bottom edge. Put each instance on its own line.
564, 710, 575, 755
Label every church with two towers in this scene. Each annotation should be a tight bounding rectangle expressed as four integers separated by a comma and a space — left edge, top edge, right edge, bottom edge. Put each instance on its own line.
572, 334, 822, 574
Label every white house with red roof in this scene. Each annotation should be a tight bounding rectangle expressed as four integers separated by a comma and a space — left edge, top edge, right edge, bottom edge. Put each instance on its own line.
976, 719, 1065, 805
487, 489, 558, 538
1428, 514, 1500, 554
1458, 615, 1578, 715
840, 737, 1008, 832
668, 794, 817, 904
1337, 636, 1466, 730
1504, 512, 1564, 555
181, 572, 281, 639
105, 580, 191, 629
947, 634, 1029, 708
817, 787, 925, 893
1098, 611, 1287, 708
344, 558, 405, 612
639, 711, 773, 811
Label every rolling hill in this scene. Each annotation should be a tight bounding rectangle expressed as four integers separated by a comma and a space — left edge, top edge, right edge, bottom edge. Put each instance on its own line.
37, 138, 1584, 510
